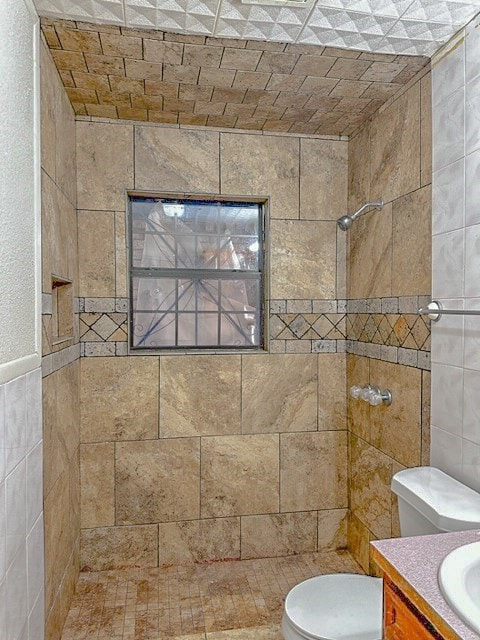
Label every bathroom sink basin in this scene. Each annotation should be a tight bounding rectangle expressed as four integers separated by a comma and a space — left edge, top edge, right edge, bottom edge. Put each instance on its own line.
438, 541, 480, 634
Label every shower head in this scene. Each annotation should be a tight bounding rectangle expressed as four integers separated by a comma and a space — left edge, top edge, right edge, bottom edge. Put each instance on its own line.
337, 215, 353, 231
336, 198, 384, 231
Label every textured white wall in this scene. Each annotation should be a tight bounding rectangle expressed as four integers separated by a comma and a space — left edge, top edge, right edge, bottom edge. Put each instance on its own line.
431, 13, 480, 490
0, 0, 41, 384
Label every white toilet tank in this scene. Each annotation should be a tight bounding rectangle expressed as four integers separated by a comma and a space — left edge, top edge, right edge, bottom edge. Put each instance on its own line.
391, 467, 480, 537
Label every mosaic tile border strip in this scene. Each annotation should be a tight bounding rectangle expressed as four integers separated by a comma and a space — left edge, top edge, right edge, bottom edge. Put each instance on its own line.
76, 296, 431, 369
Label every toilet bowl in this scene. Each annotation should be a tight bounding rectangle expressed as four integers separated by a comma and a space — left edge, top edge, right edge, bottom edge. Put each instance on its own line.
281, 467, 480, 640
282, 574, 382, 640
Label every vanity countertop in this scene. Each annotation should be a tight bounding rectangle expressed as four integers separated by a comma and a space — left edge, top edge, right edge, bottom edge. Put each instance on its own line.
371, 529, 480, 640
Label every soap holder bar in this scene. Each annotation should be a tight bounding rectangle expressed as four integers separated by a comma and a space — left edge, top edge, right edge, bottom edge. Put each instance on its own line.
350, 384, 392, 406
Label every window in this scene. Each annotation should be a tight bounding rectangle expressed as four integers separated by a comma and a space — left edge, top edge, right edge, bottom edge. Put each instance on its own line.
129, 195, 265, 350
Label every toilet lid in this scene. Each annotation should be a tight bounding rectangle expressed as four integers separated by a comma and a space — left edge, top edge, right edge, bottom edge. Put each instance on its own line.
284, 574, 383, 640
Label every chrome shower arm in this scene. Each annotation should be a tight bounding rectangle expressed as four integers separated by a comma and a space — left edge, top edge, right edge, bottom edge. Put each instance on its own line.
350, 198, 384, 222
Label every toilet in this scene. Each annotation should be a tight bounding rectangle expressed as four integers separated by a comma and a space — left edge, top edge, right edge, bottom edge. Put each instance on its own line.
282, 466, 480, 640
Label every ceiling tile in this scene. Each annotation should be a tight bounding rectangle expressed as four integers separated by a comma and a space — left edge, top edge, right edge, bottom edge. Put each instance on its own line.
304, 7, 398, 35
403, 0, 480, 25
92, 0, 125, 23
38, 0, 97, 20
215, 0, 311, 42
314, 0, 415, 18
125, 0, 157, 27
387, 17, 458, 40
377, 34, 438, 54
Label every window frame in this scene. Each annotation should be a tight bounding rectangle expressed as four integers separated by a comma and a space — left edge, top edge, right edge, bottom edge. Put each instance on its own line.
127, 191, 268, 353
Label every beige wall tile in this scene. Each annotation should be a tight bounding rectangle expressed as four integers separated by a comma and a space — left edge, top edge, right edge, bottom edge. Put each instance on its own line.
270, 220, 336, 299
135, 125, 220, 193
116, 438, 200, 524
45, 468, 77, 613
369, 360, 422, 468
221, 48, 262, 70
280, 431, 347, 512
80, 357, 159, 442
242, 354, 317, 433
78, 210, 115, 297
208, 626, 283, 640
240, 512, 317, 559
80, 442, 114, 528
347, 122, 370, 212
369, 82, 421, 204
347, 511, 371, 573
421, 370, 431, 466
160, 355, 241, 437
318, 353, 346, 431
43, 363, 80, 497
40, 42, 57, 180
42, 172, 77, 292
100, 33, 142, 58
346, 355, 370, 442
348, 202, 392, 299
349, 433, 392, 540
80, 525, 158, 571
144, 39, 183, 64
115, 210, 127, 297
420, 74, 432, 187
158, 517, 240, 565
220, 133, 299, 220
77, 121, 133, 210
300, 139, 348, 221
201, 435, 279, 517
318, 508, 348, 551
392, 184, 431, 296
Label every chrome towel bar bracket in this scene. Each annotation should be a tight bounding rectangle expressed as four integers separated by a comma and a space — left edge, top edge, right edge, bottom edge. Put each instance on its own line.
417, 300, 480, 322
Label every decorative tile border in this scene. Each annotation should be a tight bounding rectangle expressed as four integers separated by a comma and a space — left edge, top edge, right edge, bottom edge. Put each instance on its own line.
75, 296, 431, 369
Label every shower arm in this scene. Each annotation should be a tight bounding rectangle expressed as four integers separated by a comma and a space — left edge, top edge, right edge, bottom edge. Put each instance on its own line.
350, 198, 384, 222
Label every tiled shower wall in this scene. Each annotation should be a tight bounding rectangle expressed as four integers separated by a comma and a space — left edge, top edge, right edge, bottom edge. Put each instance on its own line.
346, 67, 432, 571
430, 16, 480, 489
76, 121, 351, 570
40, 40, 80, 640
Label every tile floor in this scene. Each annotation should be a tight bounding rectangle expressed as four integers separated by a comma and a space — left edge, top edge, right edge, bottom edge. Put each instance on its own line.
61, 550, 362, 639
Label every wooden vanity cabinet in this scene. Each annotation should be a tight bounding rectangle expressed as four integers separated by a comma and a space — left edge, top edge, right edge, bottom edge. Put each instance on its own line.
384, 577, 445, 640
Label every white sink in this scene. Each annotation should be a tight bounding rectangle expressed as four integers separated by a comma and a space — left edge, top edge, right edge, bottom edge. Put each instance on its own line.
438, 541, 480, 635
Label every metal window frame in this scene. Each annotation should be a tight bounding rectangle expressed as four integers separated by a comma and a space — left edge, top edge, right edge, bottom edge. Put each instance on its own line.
127, 192, 268, 353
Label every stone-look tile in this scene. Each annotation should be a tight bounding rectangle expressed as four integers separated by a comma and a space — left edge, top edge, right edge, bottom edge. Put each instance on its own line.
318, 508, 348, 551
80, 442, 114, 528
347, 512, 371, 573
349, 433, 393, 540
80, 357, 159, 442
318, 353, 346, 430
160, 356, 241, 438
346, 355, 370, 442
392, 184, 431, 296
370, 82, 421, 204
77, 121, 133, 210
270, 220, 336, 299
391, 460, 406, 539
220, 133, 299, 220
46, 536, 79, 640
347, 122, 370, 212
421, 370, 431, 466
40, 41, 57, 180
281, 431, 347, 512
43, 362, 80, 497
242, 354, 317, 434
78, 210, 115, 297
300, 139, 348, 221
158, 518, 240, 566
420, 74, 432, 187
135, 125, 219, 193
240, 512, 317, 559
115, 211, 127, 297
41, 172, 77, 292
348, 202, 392, 299
370, 360, 422, 468
80, 525, 158, 571
207, 626, 283, 639
116, 438, 200, 524
201, 435, 279, 517
45, 465, 77, 614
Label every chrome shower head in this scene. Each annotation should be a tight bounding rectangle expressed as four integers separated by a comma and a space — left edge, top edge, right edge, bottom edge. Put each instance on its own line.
336, 215, 353, 231
336, 198, 384, 231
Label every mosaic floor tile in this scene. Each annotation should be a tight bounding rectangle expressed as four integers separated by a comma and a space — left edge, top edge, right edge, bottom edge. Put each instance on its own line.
61, 550, 362, 639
